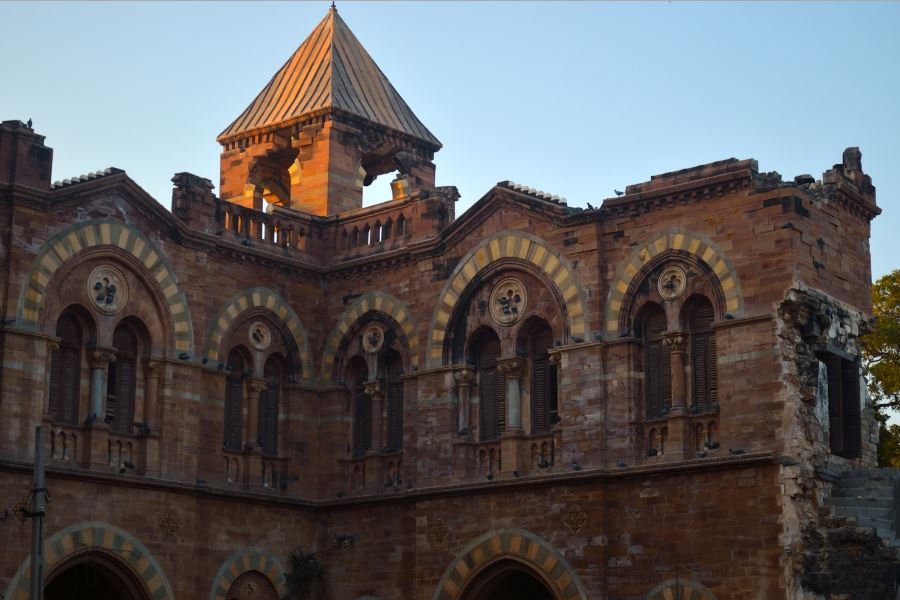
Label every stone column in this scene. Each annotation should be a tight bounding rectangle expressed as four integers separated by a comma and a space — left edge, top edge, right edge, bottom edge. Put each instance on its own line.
88, 346, 116, 421
364, 380, 386, 453
663, 331, 689, 460
245, 379, 268, 449
497, 357, 526, 432
453, 366, 475, 437
664, 332, 688, 414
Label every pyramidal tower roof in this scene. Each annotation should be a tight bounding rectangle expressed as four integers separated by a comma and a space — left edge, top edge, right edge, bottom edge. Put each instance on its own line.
218, 7, 441, 149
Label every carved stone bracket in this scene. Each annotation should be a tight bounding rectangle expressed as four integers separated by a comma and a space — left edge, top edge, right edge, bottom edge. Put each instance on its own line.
453, 366, 475, 387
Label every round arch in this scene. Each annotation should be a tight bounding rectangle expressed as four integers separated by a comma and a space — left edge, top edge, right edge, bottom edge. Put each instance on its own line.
427, 231, 588, 368
645, 578, 719, 600
204, 287, 312, 380
432, 528, 586, 600
4, 521, 174, 600
208, 548, 287, 600
604, 228, 743, 336
321, 291, 419, 378
45, 549, 151, 600
16, 219, 194, 354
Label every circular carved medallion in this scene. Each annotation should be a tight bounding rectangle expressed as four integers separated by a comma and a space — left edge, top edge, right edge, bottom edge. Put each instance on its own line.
249, 322, 272, 351
657, 266, 687, 301
489, 277, 527, 326
87, 265, 128, 314
362, 323, 385, 354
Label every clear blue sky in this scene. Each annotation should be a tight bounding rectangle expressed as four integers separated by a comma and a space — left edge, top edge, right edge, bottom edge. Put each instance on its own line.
2, 1, 898, 279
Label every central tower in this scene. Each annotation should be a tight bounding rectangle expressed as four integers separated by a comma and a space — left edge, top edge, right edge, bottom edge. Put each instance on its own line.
217, 6, 441, 216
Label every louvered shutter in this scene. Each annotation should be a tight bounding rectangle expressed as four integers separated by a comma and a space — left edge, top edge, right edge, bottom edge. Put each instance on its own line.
497, 369, 507, 433
48, 348, 61, 420
532, 357, 549, 433
353, 378, 371, 456
60, 347, 79, 424
224, 377, 243, 449
690, 302, 717, 412
114, 358, 135, 433
106, 364, 118, 425
387, 379, 403, 452
481, 367, 498, 441
259, 384, 279, 455
644, 308, 670, 419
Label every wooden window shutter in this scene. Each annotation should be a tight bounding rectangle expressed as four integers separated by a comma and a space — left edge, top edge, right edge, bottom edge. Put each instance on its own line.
259, 384, 279, 456
643, 307, 669, 419
224, 376, 243, 449
387, 379, 403, 452
481, 367, 499, 441
497, 369, 507, 433
532, 357, 549, 433
352, 375, 371, 457
113, 357, 136, 433
690, 302, 717, 412
51, 315, 82, 425
60, 347, 80, 424
48, 348, 62, 421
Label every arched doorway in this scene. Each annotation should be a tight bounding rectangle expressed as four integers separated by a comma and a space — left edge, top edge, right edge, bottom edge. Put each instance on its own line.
45, 551, 149, 600
462, 559, 555, 600
225, 570, 279, 600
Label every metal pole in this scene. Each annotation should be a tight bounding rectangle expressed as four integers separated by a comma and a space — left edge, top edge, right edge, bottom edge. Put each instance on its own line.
29, 425, 45, 600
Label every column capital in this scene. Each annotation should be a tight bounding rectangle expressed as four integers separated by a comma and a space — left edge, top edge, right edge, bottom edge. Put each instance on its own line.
246, 378, 268, 396
46, 340, 60, 353
364, 380, 385, 399
496, 357, 525, 378
143, 358, 165, 378
88, 345, 117, 369
662, 331, 687, 350
453, 365, 476, 386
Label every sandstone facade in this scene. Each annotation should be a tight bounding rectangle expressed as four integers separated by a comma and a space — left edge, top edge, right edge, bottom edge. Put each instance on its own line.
0, 7, 889, 600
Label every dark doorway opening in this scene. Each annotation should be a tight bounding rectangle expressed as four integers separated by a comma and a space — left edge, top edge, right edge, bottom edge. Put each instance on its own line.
463, 559, 555, 600
45, 552, 148, 600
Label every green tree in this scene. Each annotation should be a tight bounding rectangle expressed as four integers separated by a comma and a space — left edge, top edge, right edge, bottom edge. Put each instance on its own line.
863, 269, 900, 410
863, 270, 900, 467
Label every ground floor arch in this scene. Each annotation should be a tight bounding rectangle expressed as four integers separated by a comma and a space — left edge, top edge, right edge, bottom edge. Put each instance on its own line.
461, 558, 555, 600
432, 528, 586, 600
45, 550, 149, 600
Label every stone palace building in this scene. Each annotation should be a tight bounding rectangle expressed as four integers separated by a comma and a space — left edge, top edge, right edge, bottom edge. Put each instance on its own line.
1, 6, 895, 600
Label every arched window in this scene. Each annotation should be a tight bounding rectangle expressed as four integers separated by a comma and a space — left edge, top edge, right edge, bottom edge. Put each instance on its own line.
529, 322, 557, 434
348, 356, 370, 457
640, 305, 670, 420
107, 326, 137, 433
385, 350, 403, 453
260, 356, 282, 456
224, 348, 245, 450
49, 314, 82, 424
687, 298, 717, 412
471, 329, 504, 441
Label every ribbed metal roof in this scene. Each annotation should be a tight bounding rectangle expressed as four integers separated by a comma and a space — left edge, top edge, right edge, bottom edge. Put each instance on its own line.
218, 7, 441, 148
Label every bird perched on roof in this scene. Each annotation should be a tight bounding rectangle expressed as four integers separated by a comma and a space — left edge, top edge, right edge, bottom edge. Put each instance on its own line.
614, 189, 624, 196
26, 118, 32, 129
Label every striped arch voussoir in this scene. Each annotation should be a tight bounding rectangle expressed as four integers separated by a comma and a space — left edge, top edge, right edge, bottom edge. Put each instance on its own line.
17, 219, 193, 354
427, 231, 587, 368
321, 291, 419, 378
205, 287, 311, 380
604, 229, 743, 336
646, 578, 718, 600
432, 528, 586, 600
4, 521, 174, 600
209, 547, 287, 600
